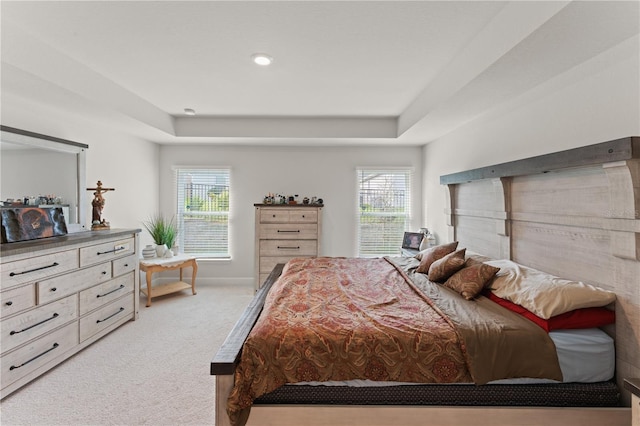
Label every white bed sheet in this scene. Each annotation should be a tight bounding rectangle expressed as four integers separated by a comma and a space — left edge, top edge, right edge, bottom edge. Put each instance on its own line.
296, 327, 614, 387
550, 327, 615, 383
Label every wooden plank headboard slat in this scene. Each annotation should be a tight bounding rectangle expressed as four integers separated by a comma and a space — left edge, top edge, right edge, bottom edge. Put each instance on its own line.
440, 136, 639, 185
440, 137, 640, 406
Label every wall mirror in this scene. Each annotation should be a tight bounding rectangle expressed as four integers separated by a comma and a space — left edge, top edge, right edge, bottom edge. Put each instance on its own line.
0, 125, 88, 234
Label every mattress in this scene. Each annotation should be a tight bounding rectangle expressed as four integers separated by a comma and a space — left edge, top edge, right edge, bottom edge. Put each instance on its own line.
550, 328, 614, 382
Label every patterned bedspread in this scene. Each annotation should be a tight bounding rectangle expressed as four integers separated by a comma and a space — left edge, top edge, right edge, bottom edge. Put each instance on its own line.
226, 256, 562, 425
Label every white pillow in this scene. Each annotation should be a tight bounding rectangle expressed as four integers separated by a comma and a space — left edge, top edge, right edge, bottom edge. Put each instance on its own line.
485, 259, 616, 319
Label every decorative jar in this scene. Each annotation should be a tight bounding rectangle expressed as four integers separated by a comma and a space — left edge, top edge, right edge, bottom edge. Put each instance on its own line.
142, 245, 156, 259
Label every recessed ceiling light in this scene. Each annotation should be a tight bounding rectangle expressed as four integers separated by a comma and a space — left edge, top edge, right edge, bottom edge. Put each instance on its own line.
251, 53, 273, 66
184, 108, 196, 116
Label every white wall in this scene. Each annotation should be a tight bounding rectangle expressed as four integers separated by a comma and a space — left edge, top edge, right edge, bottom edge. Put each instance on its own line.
1, 149, 77, 215
5, 34, 636, 287
1, 94, 160, 239
159, 145, 422, 286
422, 36, 640, 245
2, 93, 422, 288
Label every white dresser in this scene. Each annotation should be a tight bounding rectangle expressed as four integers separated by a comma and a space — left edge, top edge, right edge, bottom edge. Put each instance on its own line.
254, 204, 322, 289
0, 229, 140, 399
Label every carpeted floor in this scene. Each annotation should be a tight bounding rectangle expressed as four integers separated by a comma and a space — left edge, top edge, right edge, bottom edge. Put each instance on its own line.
0, 284, 254, 425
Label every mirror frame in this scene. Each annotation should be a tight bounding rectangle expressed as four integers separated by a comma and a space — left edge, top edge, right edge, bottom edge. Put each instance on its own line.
0, 125, 89, 232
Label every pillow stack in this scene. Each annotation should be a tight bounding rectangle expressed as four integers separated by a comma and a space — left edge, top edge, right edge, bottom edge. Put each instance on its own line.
415, 242, 499, 300
484, 259, 616, 318
484, 290, 615, 332
414, 244, 617, 331
481, 259, 616, 330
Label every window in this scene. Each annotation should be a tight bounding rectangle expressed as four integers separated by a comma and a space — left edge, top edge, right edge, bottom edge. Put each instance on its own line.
357, 168, 412, 257
176, 168, 230, 258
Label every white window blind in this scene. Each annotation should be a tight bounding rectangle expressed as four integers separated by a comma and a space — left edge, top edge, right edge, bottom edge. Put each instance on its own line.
357, 168, 412, 257
176, 168, 230, 258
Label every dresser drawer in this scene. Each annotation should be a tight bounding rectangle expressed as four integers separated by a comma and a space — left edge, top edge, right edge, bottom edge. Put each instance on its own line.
1, 285, 36, 318
259, 256, 300, 274
112, 254, 137, 277
79, 237, 135, 267
1, 321, 78, 390
259, 223, 317, 240
79, 295, 134, 342
260, 209, 290, 223
1, 295, 78, 354
79, 272, 134, 316
38, 263, 112, 305
1, 249, 78, 290
259, 240, 318, 257
289, 209, 318, 223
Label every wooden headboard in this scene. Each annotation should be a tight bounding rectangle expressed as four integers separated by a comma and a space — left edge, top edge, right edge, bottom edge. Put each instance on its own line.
440, 137, 640, 405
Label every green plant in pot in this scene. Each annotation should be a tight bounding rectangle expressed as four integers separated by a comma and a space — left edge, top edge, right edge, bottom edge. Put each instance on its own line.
143, 214, 178, 257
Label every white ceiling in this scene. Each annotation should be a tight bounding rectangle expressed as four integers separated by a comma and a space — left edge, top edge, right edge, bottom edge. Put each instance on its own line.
1, 1, 638, 146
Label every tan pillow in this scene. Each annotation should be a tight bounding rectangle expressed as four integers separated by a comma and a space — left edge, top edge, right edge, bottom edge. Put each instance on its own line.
415, 241, 459, 273
485, 259, 617, 319
427, 248, 466, 282
444, 263, 500, 300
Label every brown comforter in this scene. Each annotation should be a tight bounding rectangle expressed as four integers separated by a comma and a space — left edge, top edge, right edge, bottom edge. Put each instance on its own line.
226, 256, 562, 425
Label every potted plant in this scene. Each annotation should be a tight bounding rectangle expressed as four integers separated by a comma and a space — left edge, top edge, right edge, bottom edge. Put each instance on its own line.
143, 214, 178, 257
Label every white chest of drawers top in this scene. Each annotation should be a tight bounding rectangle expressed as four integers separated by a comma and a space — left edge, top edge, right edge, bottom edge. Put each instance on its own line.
255, 204, 322, 289
0, 229, 140, 399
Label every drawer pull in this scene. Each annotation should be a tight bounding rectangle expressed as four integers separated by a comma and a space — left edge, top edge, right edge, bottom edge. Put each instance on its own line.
277, 230, 300, 233
51, 287, 57, 292
102, 271, 108, 275
97, 246, 126, 256
277, 246, 300, 250
97, 284, 125, 298
10, 342, 60, 370
9, 262, 59, 277
10, 313, 59, 335
96, 307, 125, 323
5, 301, 13, 306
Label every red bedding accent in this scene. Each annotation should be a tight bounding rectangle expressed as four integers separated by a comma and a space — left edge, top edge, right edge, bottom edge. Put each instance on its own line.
484, 290, 615, 332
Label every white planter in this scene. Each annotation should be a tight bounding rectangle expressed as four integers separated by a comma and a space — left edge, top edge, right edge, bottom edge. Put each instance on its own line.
155, 244, 167, 257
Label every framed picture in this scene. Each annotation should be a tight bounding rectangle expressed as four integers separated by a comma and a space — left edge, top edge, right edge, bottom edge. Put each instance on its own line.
402, 232, 423, 250
1, 206, 68, 243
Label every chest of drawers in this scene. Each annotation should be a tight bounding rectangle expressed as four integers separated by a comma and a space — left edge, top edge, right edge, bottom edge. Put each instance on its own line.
0, 229, 139, 398
254, 204, 322, 289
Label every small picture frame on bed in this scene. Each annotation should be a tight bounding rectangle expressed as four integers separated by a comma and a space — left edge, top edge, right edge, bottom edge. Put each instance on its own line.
402, 232, 423, 250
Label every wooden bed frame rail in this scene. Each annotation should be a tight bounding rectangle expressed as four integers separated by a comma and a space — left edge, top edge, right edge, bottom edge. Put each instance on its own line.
211, 264, 283, 426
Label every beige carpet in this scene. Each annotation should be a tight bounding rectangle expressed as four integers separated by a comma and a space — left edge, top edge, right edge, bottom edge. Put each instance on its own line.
0, 284, 254, 425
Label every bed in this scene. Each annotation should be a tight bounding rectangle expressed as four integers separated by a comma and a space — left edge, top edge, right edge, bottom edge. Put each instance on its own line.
211, 136, 639, 426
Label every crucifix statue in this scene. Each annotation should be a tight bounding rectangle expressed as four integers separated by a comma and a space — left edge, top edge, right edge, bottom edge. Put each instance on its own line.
87, 180, 115, 230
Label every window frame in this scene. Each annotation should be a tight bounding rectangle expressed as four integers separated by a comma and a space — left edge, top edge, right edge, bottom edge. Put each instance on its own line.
356, 167, 413, 257
174, 167, 231, 259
